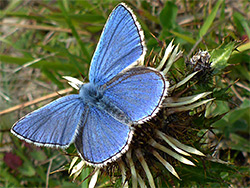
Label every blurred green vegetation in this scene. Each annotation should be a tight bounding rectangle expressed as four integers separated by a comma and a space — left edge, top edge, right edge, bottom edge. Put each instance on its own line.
0, 0, 249, 187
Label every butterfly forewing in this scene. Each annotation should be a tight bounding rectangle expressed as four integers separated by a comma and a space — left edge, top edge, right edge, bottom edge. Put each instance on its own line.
11, 95, 85, 147
89, 3, 146, 86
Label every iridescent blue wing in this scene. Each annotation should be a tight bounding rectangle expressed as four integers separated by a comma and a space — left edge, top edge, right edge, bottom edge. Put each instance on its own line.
11, 95, 85, 148
103, 67, 168, 123
75, 105, 132, 166
89, 3, 146, 86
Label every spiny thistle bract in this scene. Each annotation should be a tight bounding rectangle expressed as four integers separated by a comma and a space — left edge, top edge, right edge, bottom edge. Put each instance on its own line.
68, 41, 214, 188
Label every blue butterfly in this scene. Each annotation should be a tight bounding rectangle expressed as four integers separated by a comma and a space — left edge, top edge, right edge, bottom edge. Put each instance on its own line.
11, 3, 168, 166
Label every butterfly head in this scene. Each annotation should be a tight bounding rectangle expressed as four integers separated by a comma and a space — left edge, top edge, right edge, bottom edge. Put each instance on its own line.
79, 83, 105, 104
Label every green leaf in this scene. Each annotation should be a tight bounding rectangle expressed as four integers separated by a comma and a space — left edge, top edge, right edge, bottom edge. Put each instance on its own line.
210, 42, 235, 73
228, 105, 250, 124
205, 100, 230, 117
159, 2, 178, 29
19, 161, 36, 177
212, 99, 250, 128
199, 0, 223, 38
30, 150, 47, 161
230, 133, 250, 153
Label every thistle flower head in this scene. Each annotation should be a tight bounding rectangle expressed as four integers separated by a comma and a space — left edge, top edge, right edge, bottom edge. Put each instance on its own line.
69, 41, 213, 187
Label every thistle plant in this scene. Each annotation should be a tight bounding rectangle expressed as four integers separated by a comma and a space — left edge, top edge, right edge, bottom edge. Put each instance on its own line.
68, 41, 215, 188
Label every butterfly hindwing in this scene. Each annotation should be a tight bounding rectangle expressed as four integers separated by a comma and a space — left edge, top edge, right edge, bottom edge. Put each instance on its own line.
11, 95, 85, 147
103, 67, 168, 123
75, 105, 132, 165
89, 3, 146, 86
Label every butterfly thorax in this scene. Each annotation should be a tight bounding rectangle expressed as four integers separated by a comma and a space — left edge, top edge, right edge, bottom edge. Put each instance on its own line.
79, 83, 104, 104
79, 83, 132, 125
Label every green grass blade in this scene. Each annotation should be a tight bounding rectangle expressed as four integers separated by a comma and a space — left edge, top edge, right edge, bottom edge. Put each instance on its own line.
199, 0, 223, 38
169, 30, 196, 44
58, 1, 90, 60
233, 12, 250, 40
0, 55, 77, 72
0, 0, 23, 19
